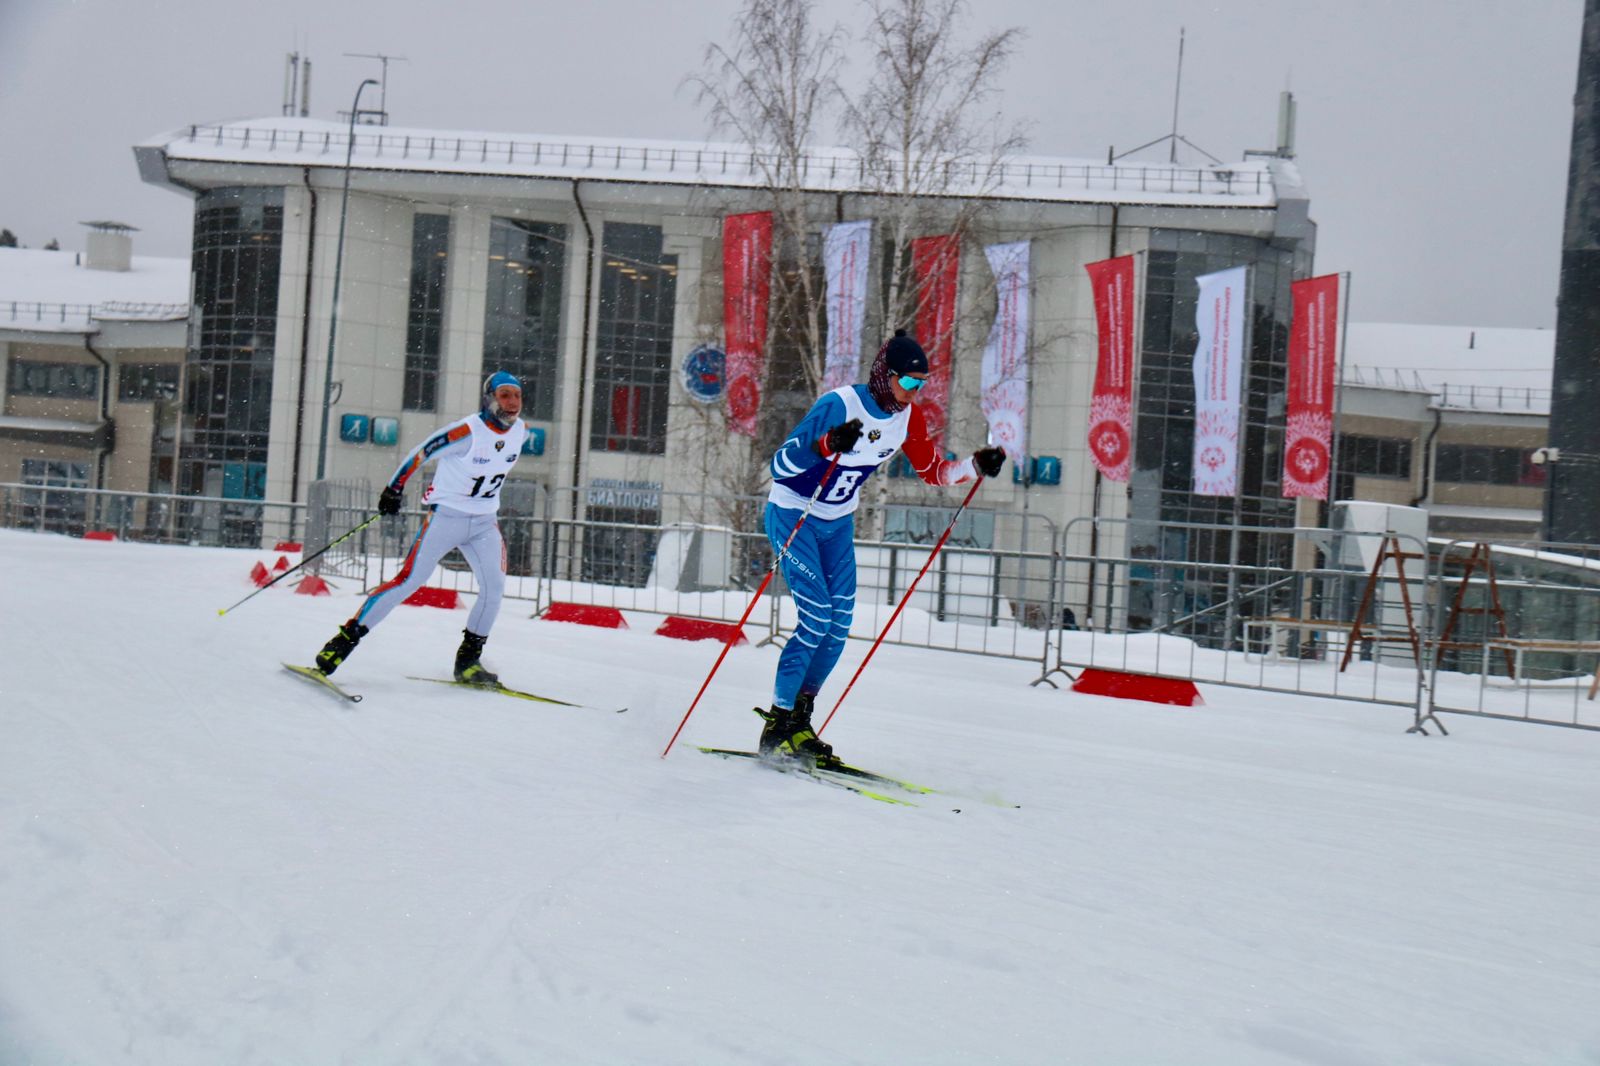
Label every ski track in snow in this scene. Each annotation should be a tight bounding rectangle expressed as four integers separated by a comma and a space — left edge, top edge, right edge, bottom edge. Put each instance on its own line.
1, 529, 1599, 1065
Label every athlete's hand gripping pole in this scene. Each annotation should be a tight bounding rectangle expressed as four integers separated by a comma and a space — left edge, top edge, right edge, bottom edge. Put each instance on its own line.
216, 513, 383, 617
817, 475, 985, 736
660, 454, 842, 758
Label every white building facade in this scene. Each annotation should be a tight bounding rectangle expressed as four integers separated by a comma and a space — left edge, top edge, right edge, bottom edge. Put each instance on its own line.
135, 117, 1316, 564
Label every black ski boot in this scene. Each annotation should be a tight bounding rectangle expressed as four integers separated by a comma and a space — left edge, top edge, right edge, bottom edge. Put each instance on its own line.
315, 619, 368, 676
757, 693, 837, 766
454, 629, 499, 686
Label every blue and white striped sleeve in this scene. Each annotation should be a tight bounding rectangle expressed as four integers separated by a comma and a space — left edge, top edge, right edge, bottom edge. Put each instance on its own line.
770, 394, 846, 480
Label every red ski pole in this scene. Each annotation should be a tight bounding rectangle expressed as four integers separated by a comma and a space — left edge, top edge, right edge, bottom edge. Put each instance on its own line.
660, 454, 841, 758
817, 476, 984, 736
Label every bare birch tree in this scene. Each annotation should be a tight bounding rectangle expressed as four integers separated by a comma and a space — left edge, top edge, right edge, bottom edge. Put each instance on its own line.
693, 0, 844, 399
690, 0, 1029, 541
687, 0, 845, 557
845, 0, 1026, 335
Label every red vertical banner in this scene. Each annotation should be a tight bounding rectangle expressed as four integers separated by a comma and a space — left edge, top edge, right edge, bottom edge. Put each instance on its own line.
912, 234, 960, 447
722, 212, 773, 437
1084, 254, 1137, 481
1282, 273, 1341, 499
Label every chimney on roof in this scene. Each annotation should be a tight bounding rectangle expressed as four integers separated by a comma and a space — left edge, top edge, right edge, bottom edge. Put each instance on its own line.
80, 220, 137, 272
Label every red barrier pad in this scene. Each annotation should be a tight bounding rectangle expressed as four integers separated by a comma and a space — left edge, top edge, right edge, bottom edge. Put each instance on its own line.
274, 541, 303, 552
274, 555, 291, 571
655, 616, 747, 645
83, 530, 116, 541
249, 561, 272, 587
542, 602, 628, 629
404, 586, 460, 609
294, 575, 332, 596
1071, 668, 1203, 707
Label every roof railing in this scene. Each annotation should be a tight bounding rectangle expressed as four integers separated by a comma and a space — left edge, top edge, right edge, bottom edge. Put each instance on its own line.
179, 123, 1270, 199
2, 301, 189, 325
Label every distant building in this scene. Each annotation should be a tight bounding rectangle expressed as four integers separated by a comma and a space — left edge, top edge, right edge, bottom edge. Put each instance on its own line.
1336, 323, 1550, 543
0, 223, 188, 531
134, 116, 1317, 566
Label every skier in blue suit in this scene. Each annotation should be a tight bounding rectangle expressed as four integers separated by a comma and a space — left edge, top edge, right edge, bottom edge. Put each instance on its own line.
759, 330, 1007, 764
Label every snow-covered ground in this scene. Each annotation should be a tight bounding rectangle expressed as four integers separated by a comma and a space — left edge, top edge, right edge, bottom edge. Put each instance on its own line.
2, 528, 1597, 1065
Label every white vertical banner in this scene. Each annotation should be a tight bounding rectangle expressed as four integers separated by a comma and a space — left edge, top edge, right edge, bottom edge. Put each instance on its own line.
1191, 265, 1248, 496
980, 240, 1031, 461
822, 220, 873, 391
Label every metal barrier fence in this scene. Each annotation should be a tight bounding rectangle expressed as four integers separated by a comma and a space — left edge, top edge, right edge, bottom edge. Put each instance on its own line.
1425, 538, 1600, 730
347, 484, 1060, 669
10, 481, 1599, 733
0, 482, 305, 549
1043, 517, 1432, 712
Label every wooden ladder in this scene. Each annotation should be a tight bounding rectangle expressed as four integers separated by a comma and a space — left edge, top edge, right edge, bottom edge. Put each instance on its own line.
1435, 542, 1516, 677
1340, 535, 1423, 672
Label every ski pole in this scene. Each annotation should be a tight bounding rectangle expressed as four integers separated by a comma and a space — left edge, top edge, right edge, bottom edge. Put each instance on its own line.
661, 454, 842, 758
216, 513, 383, 616
818, 476, 984, 736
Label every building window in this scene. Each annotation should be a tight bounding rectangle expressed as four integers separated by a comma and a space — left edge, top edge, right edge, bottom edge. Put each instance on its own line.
183, 187, 282, 545
119, 363, 180, 402
1435, 443, 1546, 486
404, 212, 449, 412
591, 223, 678, 454
9, 361, 99, 399
1127, 230, 1307, 634
20, 458, 90, 533
484, 217, 565, 421
1338, 434, 1412, 479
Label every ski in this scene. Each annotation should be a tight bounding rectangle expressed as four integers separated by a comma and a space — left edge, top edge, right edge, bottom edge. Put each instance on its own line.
407, 676, 627, 713
700, 747, 1017, 809
283, 663, 362, 703
698, 747, 917, 806
701, 746, 932, 793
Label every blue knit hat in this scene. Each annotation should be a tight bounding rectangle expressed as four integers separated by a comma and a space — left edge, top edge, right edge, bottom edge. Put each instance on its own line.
882, 330, 928, 374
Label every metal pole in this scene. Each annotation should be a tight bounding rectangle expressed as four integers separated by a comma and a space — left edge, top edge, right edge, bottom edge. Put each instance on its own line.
1222, 265, 1253, 653
1327, 271, 1351, 509
315, 78, 379, 481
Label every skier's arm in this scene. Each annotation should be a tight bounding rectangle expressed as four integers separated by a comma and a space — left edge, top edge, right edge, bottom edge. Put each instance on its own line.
900, 405, 980, 487
770, 394, 849, 480
387, 421, 473, 491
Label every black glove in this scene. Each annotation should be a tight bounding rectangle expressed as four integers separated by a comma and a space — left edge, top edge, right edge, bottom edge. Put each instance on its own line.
378, 485, 403, 516
973, 446, 1007, 478
821, 418, 864, 456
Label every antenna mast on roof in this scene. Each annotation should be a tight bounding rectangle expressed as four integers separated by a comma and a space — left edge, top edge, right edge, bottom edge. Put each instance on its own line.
343, 52, 408, 125
1108, 27, 1223, 166
282, 51, 313, 117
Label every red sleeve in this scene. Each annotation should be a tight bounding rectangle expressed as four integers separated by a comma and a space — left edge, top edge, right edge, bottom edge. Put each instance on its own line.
901, 406, 976, 487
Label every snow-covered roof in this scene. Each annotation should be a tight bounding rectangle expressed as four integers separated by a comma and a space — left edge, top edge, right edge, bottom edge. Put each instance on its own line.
0, 248, 189, 335
142, 116, 1281, 209
1342, 322, 1553, 415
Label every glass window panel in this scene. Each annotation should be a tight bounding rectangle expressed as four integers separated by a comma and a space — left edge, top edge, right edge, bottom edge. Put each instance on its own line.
483, 217, 566, 421
403, 212, 449, 411
589, 222, 677, 454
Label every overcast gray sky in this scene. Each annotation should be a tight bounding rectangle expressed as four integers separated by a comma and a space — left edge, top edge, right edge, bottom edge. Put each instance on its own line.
0, 0, 1583, 327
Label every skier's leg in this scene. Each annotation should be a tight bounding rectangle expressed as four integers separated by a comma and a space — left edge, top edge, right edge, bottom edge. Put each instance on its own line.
798, 514, 856, 699
353, 510, 466, 630
315, 510, 464, 673
761, 504, 837, 762
452, 516, 507, 684
457, 515, 507, 636
765, 505, 833, 711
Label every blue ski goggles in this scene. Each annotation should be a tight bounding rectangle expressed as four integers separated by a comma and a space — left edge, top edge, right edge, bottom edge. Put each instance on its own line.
897, 374, 928, 392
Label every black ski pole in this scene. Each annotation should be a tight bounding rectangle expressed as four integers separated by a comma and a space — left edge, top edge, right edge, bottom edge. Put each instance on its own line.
216, 513, 382, 616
